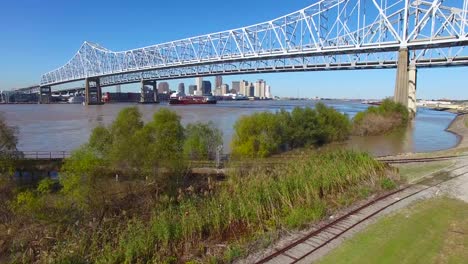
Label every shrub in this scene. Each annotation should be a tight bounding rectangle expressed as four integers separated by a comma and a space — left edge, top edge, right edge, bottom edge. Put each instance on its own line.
184, 121, 223, 160
231, 111, 288, 158
353, 99, 409, 136
231, 104, 351, 158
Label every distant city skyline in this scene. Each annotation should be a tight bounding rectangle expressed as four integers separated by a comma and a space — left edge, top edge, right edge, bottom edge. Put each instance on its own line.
0, 0, 466, 100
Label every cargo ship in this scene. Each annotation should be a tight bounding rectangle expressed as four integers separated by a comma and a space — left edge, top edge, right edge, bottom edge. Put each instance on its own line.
169, 95, 217, 105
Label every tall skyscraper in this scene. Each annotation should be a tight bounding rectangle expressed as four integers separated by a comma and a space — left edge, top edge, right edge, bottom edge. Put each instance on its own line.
232, 81, 240, 93
249, 83, 255, 97
239, 80, 249, 96
115, 84, 121, 93
158, 82, 170, 93
202, 81, 212, 95
265, 85, 272, 98
195, 77, 203, 94
215, 75, 223, 89
178, 83, 185, 95
221, 84, 230, 95
188, 85, 197, 95
254, 79, 266, 98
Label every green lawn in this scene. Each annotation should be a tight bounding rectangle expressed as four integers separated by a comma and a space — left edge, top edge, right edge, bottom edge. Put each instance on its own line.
317, 198, 468, 264
397, 161, 453, 183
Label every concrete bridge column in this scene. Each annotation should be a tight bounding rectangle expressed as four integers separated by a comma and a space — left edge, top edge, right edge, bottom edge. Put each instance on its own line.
85, 77, 103, 105
394, 48, 417, 118
408, 64, 417, 118
38, 86, 51, 104
139, 80, 159, 104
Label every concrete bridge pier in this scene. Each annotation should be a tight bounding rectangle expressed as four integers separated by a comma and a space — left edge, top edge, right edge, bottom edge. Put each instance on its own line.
38, 86, 51, 104
394, 48, 417, 118
85, 77, 103, 105
140, 80, 159, 104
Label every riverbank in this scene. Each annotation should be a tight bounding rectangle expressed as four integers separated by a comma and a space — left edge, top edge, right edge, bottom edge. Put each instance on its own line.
380, 113, 468, 160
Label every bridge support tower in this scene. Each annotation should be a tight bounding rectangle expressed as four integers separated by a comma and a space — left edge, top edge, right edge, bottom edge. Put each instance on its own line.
38, 86, 51, 104
140, 80, 159, 104
394, 48, 417, 118
85, 77, 103, 105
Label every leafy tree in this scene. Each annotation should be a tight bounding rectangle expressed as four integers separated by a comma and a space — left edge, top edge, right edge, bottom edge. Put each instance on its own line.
231, 112, 288, 158
60, 146, 102, 212
184, 121, 223, 160
0, 113, 18, 152
231, 104, 351, 158
143, 109, 186, 176
107, 107, 145, 175
0, 113, 19, 225
314, 103, 351, 144
290, 107, 319, 148
89, 126, 112, 156
0, 113, 19, 180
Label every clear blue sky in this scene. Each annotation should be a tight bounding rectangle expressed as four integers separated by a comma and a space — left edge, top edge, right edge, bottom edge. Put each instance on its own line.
0, 0, 466, 99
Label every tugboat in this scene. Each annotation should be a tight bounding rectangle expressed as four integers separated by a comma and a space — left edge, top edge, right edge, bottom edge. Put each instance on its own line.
169, 94, 217, 105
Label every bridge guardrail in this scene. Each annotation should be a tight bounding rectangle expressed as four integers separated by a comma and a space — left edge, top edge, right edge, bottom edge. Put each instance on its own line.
1, 151, 71, 160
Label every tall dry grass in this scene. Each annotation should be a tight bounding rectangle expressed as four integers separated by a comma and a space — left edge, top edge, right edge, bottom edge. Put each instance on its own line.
12, 150, 396, 263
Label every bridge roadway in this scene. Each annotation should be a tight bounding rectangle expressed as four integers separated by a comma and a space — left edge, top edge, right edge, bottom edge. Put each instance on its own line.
17, 0, 468, 113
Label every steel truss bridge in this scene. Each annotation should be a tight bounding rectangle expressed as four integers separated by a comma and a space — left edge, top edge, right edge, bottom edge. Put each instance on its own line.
40, 0, 467, 90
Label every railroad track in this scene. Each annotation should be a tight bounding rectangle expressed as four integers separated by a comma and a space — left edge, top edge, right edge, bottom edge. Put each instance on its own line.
378, 154, 468, 164
253, 161, 468, 264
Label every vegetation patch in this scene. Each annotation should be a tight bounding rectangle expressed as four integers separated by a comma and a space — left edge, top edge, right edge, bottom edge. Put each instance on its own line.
317, 197, 468, 264
0, 108, 399, 263
231, 103, 351, 158
2, 151, 394, 262
353, 99, 409, 136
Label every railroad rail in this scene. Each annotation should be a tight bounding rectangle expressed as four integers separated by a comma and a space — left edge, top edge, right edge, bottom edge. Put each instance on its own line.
377, 155, 465, 164
253, 161, 467, 264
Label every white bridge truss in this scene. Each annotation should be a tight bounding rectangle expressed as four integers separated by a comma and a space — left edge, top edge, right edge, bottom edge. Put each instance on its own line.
41, 0, 468, 87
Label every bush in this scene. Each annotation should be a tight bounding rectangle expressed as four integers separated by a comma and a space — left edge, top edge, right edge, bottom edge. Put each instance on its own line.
184, 121, 223, 160
231, 103, 351, 158
353, 99, 409, 136
231, 111, 288, 158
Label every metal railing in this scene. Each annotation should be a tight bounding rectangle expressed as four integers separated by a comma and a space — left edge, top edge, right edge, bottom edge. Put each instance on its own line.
1, 151, 71, 160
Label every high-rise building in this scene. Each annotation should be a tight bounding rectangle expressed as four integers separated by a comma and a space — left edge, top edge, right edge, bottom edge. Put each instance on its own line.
239, 80, 249, 96
178, 83, 185, 95
249, 84, 255, 97
115, 85, 121, 93
221, 84, 230, 95
188, 85, 197, 95
265, 85, 272, 98
254, 79, 266, 98
195, 77, 203, 94
215, 76, 223, 89
232, 81, 240, 93
213, 87, 222, 96
202, 81, 212, 95
158, 82, 170, 94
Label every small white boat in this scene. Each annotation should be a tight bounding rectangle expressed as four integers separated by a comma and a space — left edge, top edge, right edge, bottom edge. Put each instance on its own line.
68, 95, 85, 104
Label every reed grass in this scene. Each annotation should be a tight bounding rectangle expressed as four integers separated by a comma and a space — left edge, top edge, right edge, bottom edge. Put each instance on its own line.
9, 150, 395, 263
33, 151, 388, 263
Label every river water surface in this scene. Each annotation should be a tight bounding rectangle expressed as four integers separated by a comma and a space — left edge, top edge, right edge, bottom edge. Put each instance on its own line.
0, 100, 459, 156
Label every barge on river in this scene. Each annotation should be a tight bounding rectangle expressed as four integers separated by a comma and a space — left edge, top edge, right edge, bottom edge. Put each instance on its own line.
169, 95, 217, 105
